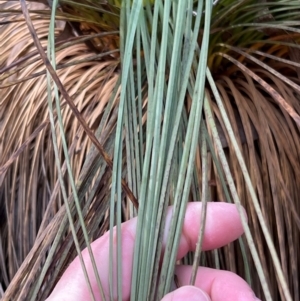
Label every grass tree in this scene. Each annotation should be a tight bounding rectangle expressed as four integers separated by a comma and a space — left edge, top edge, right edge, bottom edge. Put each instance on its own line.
0, 0, 299, 300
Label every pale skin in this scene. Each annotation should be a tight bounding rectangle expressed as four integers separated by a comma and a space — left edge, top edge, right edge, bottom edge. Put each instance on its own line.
46, 202, 261, 301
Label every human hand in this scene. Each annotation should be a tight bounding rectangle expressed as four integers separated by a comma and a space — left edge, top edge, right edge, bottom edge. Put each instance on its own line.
46, 202, 261, 301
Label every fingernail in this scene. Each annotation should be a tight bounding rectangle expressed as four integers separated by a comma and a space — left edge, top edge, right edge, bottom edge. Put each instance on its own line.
187, 287, 211, 301
164, 286, 211, 301
200, 290, 211, 301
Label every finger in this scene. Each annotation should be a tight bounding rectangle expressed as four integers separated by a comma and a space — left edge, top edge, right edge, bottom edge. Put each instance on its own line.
47, 202, 245, 301
162, 286, 211, 301
175, 266, 261, 301
164, 202, 246, 259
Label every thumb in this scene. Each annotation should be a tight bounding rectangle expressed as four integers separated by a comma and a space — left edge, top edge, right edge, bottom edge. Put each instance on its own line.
161, 286, 211, 301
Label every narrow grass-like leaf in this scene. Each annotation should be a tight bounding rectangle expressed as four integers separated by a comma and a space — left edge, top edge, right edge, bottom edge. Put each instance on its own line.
189, 122, 208, 285
203, 92, 273, 300
206, 67, 292, 301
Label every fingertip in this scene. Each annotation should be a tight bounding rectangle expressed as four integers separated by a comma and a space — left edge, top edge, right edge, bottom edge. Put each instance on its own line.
175, 202, 247, 258
161, 286, 211, 301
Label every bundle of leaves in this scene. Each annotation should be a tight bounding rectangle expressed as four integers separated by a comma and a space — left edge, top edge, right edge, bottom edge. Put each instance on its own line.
0, 0, 299, 300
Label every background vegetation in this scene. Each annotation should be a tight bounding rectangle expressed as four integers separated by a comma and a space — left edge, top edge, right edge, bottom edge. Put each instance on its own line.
0, 0, 299, 300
